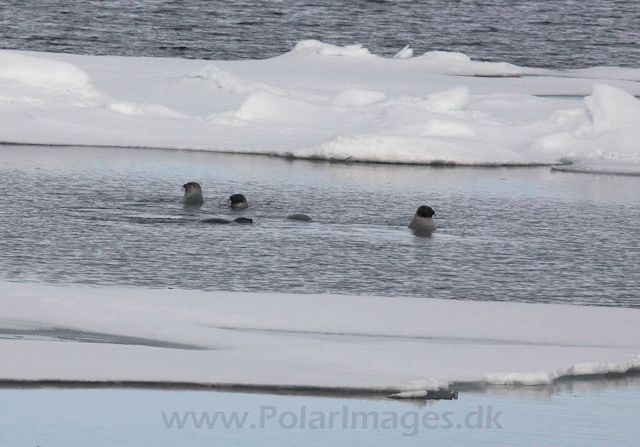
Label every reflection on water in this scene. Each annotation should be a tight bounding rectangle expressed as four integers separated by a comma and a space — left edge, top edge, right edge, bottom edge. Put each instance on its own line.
1, 145, 639, 307
456, 372, 640, 401
1, 375, 639, 446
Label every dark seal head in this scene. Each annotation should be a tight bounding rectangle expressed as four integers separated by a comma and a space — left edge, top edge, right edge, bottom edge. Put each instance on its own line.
233, 217, 253, 224
416, 205, 435, 218
408, 205, 436, 231
229, 194, 248, 209
182, 182, 204, 206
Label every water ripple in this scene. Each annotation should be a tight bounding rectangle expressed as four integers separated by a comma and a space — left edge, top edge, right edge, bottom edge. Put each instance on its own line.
1, 145, 639, 307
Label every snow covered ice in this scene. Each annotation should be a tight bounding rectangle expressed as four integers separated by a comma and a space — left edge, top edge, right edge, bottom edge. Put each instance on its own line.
1, 282, 639, 392
1, 40, 640, 173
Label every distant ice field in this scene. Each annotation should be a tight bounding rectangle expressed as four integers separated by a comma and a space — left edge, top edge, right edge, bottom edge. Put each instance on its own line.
1, 145, 639, 307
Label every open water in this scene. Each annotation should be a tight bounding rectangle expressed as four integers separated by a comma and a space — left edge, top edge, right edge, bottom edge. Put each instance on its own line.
2, 145, 638, 307
1, 0, 639, 69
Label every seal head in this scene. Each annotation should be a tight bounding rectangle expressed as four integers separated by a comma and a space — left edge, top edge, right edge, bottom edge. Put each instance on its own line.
229, 194, 248, 209
182, 182, 204, 206
408, 205, 436, 231
416, 205, 435, 218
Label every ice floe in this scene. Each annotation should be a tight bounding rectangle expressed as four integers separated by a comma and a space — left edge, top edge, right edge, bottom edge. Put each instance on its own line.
1, 42, 640, 173
0, 282, 638, 392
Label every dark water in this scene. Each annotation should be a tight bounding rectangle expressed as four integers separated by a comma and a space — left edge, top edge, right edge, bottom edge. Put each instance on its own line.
1, 0, 639, 69
2, 145, 639, 307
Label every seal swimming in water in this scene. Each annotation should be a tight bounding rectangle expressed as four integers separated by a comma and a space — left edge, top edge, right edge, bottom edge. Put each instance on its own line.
287, 213, 313, 222
181, 182, 204, 206
201, 217, 253, 224
408, 206, 436, 231
229, 194, 248, 209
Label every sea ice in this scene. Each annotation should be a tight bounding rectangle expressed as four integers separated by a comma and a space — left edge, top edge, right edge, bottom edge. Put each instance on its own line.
0, 282, 638, 392
1, 42, 639, 173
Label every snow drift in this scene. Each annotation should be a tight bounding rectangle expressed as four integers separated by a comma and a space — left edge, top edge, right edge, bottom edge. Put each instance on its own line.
0, 51, 89, 91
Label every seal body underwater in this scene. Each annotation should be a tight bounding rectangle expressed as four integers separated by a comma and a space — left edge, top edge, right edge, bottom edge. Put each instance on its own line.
201, 217, 253, 224
229, 194, 248, 209
286, 213, 313, 222
408, 206, 436, 231
181, 182, 204, 206
202, 217, 231, 224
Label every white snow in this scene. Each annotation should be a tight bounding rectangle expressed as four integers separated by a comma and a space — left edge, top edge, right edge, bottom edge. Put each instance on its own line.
421, 86, 470, 112
330, 89, 387, 107
585, 83, 640, 133
0, 51, 90, 91
417, 50, 523, 77
1, 281, 638, 392
107, 101, 186, 118
1, 42, 640, 173
233, 89, 324, 122
183, 63, 288, 96
291, 40, 374, 57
